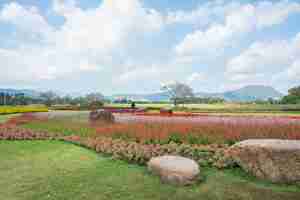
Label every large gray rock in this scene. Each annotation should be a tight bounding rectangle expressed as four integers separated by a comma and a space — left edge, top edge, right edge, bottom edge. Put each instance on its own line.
89, 109, 115, 123
228, 139, 300, 183
148, 155, 200, 186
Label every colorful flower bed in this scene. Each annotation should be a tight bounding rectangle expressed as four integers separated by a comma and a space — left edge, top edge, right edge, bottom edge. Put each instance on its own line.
0, 127, 54, 140
0, 126, 228, 168
63, 135, 228, 167
0, 106, 48, 115
2, 112, 300, 169
96, 115, 300, 144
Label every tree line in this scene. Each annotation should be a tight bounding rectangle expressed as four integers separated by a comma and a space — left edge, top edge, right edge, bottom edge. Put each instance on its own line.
1, 83, 299, 106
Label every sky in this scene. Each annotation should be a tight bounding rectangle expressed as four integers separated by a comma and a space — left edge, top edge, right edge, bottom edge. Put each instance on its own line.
0, 0, 300, 95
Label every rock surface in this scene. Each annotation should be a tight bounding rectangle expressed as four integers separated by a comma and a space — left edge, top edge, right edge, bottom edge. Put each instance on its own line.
148, 155, 200, 185
228, 139, 300, 183
89, 109, 115, 123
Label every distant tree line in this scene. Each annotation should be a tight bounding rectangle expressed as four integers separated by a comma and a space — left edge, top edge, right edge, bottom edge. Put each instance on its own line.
0, 91, 108, 108
281, 86, 300, 104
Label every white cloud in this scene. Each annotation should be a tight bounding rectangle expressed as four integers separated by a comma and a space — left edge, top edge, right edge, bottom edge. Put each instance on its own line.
175, 1, 300, 58
186, 72, 207, 83
166, 1, 240, 27
226, 32, 300, 83
0, 0, 300, 93
0, 0, 164, 81
288, 60, 300, 79
0, 2, 53, 39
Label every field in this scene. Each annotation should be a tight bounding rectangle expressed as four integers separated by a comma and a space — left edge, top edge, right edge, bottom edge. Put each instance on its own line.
1, 110, 300, 199
0, 105, 48, 115
19, 111, 300, 144
1, 140, 300, 200
105, 103, 300, 115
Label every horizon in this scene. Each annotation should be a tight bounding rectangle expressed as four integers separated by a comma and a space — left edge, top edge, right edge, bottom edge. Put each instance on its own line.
0, 84, 287, 97
0, 0, 300, 95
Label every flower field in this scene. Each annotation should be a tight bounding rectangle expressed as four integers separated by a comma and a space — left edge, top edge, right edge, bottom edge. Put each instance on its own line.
1, 111, 300, 169
0, 105, 48, 115
96, 115, 300, 144
13, 112, 300, 145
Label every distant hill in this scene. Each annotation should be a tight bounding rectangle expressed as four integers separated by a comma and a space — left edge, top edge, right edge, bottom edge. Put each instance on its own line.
223, 85, 284, 101
110, 85, 284, 102
195, 85, 284, 102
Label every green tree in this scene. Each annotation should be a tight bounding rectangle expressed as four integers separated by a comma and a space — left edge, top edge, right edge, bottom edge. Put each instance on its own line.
161, 82, 194, 106
281, 86, 300, 104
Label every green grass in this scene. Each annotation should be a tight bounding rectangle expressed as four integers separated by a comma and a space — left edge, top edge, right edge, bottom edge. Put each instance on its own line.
0, 113, 20, 123
0, 140, 299, 200
21, 118, 96, 137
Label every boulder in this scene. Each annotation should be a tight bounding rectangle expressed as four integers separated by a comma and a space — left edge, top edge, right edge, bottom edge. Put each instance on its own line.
148, 155, 200, 186
89, 109, 115, 123
228, 139, 300, 183
160, 108, 173, 115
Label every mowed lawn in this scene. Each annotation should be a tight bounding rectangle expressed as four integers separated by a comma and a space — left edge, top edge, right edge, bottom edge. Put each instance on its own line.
0, 141, 300, 200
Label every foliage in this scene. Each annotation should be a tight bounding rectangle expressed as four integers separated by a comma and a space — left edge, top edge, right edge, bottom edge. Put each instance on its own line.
85, 92, 105, 103
281, 95, 300, 104
64, 136, 225, 167
281, 86, 300, 104
161, 82, 194, 106
0, 127, 53, 140
288, 86, 300, 96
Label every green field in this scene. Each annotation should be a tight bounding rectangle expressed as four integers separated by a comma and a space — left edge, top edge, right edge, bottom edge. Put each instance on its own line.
0, 113, 20, 123
105, 103, 300, 115
0, 140, 299, 200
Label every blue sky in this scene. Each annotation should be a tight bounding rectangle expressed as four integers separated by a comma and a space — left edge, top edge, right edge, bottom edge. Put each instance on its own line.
0, 0, 300, 95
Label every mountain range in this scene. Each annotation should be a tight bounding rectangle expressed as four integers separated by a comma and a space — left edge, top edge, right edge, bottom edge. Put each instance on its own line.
0, 85, 284, 102
110, 85, 284, 102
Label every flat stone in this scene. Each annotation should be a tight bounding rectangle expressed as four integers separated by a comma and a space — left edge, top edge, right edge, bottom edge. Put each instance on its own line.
228, 139, 300, 183
147, 155, 200, 186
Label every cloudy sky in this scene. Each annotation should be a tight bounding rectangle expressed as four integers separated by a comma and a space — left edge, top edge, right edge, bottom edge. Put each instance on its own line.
0, 0, 300, 95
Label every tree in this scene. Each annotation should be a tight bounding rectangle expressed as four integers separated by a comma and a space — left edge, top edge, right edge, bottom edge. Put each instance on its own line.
281, 86, 300, 104
39, 91, 58, 106
85, 93, 105, 103
288, 86, 300, 96
161, 82, 194, 106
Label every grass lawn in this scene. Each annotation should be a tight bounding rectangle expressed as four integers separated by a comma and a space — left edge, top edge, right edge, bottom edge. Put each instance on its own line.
0, 113, 20, 123
0, 141, 299, 200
